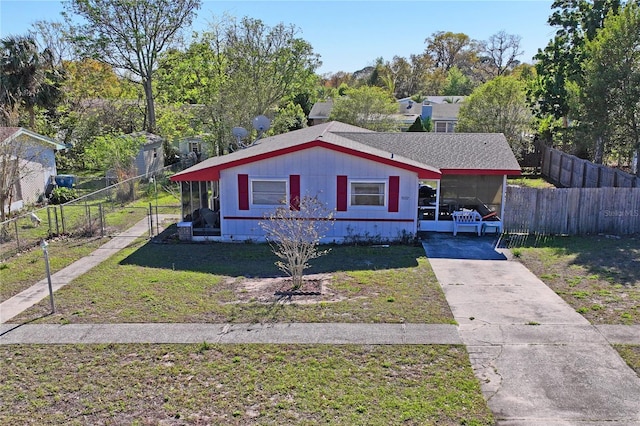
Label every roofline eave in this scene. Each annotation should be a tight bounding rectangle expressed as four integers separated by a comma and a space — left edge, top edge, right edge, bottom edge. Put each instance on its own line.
171, 139, 443, 182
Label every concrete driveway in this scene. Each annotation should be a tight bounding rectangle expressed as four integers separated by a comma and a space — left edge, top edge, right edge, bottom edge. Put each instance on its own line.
423, 233, 640, 425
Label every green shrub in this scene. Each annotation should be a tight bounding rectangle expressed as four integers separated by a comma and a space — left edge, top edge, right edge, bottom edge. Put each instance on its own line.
50, 187, 78, 204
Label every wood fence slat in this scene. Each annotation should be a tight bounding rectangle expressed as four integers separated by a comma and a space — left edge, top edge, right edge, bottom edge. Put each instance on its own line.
540, 145, 638, 188
505, 187, 640, 235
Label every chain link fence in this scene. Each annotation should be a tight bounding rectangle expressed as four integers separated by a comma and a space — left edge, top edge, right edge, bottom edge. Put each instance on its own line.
0, 166, 182, 261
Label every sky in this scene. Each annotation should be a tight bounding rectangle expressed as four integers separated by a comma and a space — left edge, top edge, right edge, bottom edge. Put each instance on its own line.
0, 0, 557, 75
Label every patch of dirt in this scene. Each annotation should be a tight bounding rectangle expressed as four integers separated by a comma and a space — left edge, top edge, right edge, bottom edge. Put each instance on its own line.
226, 273, 345, 304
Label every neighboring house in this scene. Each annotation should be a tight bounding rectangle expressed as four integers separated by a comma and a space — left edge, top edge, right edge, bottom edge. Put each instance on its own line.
312, 98, 464, 132
431, 103, 463, 133
0, 127, 66, 214
170, 121, 521, 242
308, 101, 333, 126
398, 98, 465, 133
177, 135, 219, 168
128, 132, 165, 176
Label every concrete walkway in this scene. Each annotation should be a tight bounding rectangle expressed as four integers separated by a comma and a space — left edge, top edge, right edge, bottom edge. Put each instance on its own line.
0, 323, 461, 344
423, 234, 640, 425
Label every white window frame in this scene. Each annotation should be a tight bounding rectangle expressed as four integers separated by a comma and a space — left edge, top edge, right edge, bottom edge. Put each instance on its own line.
434, 121, 456, 133
251, 179, 288, 206
349, 180, 386, 208
189, 142, 201, 153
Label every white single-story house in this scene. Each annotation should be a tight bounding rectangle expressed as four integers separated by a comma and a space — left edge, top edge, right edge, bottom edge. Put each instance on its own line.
0, 127, 66, 214
170, 121, 521, 242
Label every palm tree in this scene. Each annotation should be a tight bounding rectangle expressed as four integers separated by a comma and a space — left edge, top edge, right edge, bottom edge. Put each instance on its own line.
0, 35, 63, 128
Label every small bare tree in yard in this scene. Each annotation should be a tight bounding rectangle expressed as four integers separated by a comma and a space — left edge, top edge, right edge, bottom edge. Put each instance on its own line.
259, 195, 335, 290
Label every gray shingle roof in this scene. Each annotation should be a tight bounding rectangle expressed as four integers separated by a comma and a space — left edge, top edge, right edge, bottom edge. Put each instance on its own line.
431, 103, 462, 121
171, 122, 373, 178
334, 132, 520, 171
308, 101, 334, 119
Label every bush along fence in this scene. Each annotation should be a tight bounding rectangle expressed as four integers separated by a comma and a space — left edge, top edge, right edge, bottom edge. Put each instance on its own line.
504, 186, 640, 236
0, 169, 181, 261
541, 145, 639, 188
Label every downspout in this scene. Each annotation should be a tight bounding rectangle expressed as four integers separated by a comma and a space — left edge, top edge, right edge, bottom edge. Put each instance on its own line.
501, 175, 507, 228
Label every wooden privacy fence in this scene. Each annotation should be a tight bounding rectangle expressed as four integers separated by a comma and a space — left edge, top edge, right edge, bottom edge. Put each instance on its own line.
504, 186, 640, 235
542, 146, 639, 188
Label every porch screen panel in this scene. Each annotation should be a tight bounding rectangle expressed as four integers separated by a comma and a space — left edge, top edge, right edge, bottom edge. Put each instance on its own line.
388, 176, 399, 212
337, 175, 347, 211
181, 181, 192, 219
238, 174, 249, 210
290, 174, 300, 210
439, 175, 503, 216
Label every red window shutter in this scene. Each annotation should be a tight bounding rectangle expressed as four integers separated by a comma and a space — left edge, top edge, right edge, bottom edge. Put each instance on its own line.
238, 174, 249, 210
290, 174, 300, 210
337, 175, 347, 212
388, 176, 399, 212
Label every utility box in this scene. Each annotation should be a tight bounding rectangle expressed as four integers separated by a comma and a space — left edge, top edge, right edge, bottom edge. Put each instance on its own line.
177, 222, 192, 241
54, 174, 77, 188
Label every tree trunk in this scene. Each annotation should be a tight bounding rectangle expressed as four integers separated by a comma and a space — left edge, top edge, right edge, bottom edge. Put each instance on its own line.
594, 135, 605, 164
28, 106, 36, 129
143, 78, 156, 133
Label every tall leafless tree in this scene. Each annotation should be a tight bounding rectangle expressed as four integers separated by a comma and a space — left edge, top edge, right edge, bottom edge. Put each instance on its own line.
66, 0, 201, 133
481, 30, 524, 77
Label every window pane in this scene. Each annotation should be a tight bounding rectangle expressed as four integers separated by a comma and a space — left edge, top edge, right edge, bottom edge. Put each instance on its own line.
352, 183, 384, 195
352, 194, 385, 205
254, 181, 286, 193
252, 180, 286, 205
351, 182, 384, 206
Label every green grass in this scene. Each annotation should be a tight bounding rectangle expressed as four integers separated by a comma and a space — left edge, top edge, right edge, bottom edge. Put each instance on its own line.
615, 345, 640, 377
514, 235, 640, 325
9, 241, 454, 325
1, 210, 178, 303
0, 237, 105, 301
0, 344, 493, 425
507, 176, 556, 189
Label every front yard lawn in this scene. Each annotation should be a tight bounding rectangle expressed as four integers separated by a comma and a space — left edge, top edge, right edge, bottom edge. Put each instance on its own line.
0, 237, 105, 302
10, 240, 454, 325
0, 343, 493, 425
513, 234, 640, 325
615, 345, 640, 376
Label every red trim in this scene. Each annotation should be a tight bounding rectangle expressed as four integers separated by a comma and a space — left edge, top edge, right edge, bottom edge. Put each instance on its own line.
290, 174, 300, 210
224, 216, 415, 223
171, 168, 220, 182
388, 176, 399, 212
238, 174, 249, 210
441, 168, 521, 176
337, 175, 347, 212
171, 140, 442, 181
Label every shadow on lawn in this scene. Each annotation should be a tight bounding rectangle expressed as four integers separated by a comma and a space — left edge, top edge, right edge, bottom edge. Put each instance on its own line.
120, 226, 422, 277
508, 233, 640, 286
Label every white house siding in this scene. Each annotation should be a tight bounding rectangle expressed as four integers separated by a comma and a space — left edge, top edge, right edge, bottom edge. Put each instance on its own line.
10, 141, 58, 212
218, 147, 420, 242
